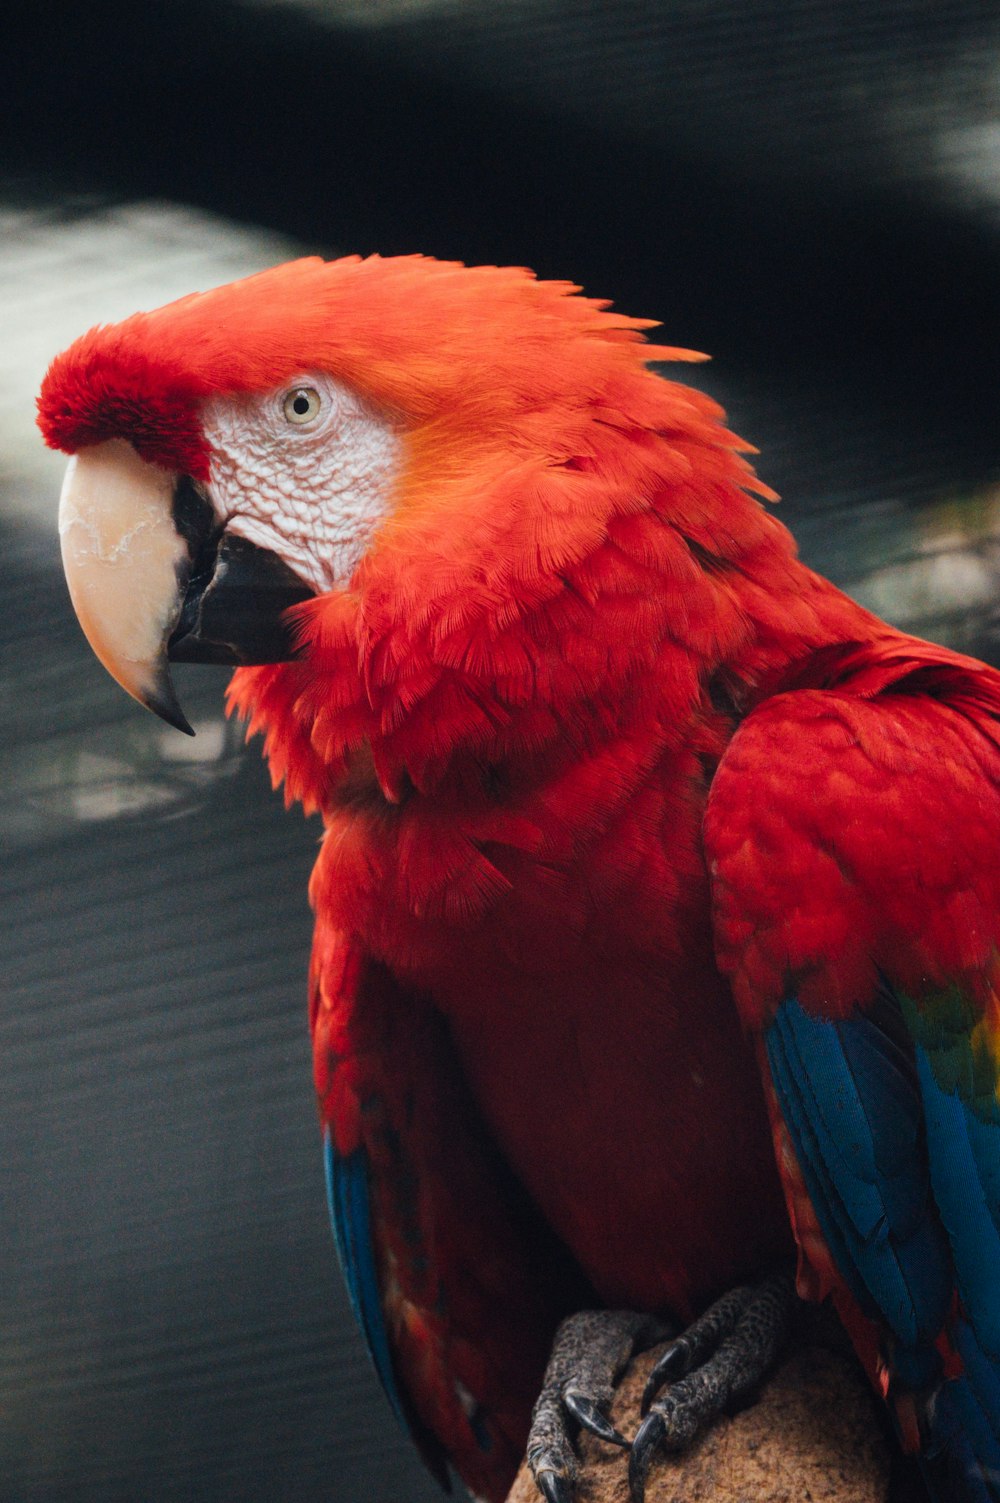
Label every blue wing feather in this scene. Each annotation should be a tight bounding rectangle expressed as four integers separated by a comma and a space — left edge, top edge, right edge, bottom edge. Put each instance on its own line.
767, 993, 1000, 1499
767, 998, 951, 1349
323, 1127, 408, 1428
913, 1049, 1000, 1358
767, 1012, 887, 1314
926, 1378, 1000, 1503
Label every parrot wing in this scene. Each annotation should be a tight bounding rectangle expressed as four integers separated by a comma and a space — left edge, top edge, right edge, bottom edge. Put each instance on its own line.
309, 921, 585, 1501
704, 640, 1000, 1503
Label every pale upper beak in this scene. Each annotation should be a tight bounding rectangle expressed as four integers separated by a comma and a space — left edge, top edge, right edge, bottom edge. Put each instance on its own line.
58, 438, 313, 734
59, 439, 197, 732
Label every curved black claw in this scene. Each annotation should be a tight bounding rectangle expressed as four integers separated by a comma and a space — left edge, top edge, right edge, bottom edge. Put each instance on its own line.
639, 1337, 693, 1414
628, 1410, 666, 1503
640, 1281, 759, 1415
527, 1309, 671, 1502
563, 1389, 629, 1449
628, 1271, 796, 1503
537, 1471, 573, 1503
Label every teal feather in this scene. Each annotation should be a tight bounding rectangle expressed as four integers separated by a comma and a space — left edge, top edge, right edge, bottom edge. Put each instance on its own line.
768, 989, 1000, 1499
767, 999, 950, 1346
323, 1128, 407, 1427
913, 1048, 1000, 1359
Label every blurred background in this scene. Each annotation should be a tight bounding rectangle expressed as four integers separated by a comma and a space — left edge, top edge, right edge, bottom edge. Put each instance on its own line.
2, 2, 1000, 1499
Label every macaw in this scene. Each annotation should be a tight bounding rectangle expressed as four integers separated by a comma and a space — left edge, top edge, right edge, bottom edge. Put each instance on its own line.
38, 254, 1000, 1503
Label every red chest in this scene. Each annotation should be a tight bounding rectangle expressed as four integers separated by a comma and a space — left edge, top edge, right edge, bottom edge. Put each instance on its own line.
310, 747, 790, 1315
437, 923, 789, 1316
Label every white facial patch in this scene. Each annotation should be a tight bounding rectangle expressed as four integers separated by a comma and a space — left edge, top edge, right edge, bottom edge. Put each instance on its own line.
200, 373, 401, 595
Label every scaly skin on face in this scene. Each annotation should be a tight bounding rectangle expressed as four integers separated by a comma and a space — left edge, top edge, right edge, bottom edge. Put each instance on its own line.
200, 372, 401, 596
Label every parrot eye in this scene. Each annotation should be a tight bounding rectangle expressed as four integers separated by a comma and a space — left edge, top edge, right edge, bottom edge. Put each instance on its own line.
282, 386, 322, 425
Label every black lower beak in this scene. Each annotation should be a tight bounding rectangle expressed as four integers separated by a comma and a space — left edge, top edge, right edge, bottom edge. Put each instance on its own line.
167, 477, 314, 668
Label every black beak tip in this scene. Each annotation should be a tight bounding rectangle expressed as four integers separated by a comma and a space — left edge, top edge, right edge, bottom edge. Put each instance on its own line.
142, 664, 195, 736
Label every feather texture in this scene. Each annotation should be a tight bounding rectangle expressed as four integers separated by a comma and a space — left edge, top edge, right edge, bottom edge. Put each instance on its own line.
766, 998, 950, 1353
707, 655, 1000, 1500
39, 253, 1000, 1499
324, 1132, 407, 1428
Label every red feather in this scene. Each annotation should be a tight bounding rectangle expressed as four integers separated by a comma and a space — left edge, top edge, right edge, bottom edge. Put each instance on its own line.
49, 252, 981, 1496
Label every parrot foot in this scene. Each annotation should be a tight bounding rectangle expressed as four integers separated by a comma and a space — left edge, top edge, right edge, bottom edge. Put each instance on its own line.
526, 1309, 673, 1503
628, 1269, 796, 1503
526, 1273, 795, 1503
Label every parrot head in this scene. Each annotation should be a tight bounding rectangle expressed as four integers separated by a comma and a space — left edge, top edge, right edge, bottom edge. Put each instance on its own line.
40, 252, 806, 819
39, 253, 703, 739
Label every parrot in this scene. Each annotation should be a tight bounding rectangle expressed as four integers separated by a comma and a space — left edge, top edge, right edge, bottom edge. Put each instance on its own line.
37, 253, 1000, 1503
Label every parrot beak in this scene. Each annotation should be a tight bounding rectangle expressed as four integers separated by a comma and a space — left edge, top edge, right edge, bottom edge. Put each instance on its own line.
58, 439, 313, 735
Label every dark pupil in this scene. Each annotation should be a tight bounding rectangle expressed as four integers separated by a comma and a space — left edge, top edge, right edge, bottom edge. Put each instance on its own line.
293, 393, 311, 416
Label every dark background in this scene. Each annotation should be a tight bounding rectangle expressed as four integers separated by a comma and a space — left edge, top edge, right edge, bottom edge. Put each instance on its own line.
2, 3, 1000, 1499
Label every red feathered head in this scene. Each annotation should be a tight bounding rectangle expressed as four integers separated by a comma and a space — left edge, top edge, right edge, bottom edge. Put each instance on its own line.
39, 253, 787, 798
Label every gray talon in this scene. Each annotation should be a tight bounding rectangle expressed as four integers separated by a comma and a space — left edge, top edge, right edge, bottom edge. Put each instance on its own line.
629, 1271, 796, 1498
640, 1284, 755, 1413
528, 1276, 793, 1503
527, 1309, 668, 1501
